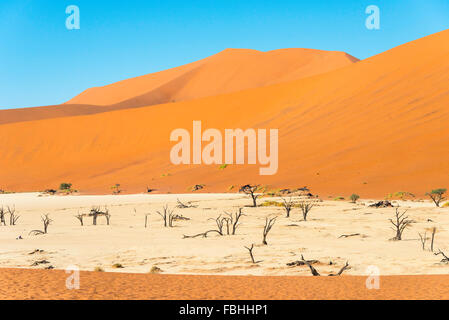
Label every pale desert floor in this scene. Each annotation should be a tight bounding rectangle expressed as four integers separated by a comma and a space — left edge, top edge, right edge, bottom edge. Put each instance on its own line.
0, 192, 448, 277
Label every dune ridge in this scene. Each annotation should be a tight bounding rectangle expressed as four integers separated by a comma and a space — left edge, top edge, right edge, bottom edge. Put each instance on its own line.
0, 48, 357, 125
0, 30, 449, 197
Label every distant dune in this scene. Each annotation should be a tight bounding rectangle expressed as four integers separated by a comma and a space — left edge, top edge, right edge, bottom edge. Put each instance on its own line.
0, 30, 448, 197
0, 48, 357, 125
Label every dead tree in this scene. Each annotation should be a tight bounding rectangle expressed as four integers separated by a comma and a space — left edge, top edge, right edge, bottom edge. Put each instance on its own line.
262, 216, 277, 245
298, 200, 316, 221
301, 255, 350, 276
418, 232, 427, 250
176, 199, 197, 209
329, 262, 350, 276
389, 208, 412, 241
431, 227, 437, 252
184, 212, 242, 239
0, 207, 6, 226
157, 205, 175, 227
435, 249, 449, 263
75, 212, 84, 226
29, 214, 52, 235
239, 185, 260, 207
281, 197, 294, 218
244, 244, 256, 263
301, 255, 321, 276
145, 214, 150, 228
105, 212, 111, 225
89, 206, 108, 225
224, 208, 244, 235
7, 206, 19, 225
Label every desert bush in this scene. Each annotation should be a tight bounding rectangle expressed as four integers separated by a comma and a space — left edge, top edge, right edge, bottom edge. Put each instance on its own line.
350, 194, 360, 203
94, 266, 104, 272
442, 202, 449, 208
111, 184, 122, 195
334, 196, 345, 201
59, 183, 72, 191
112, 263, 124, 269
150, 266, 162, 274
426, 188, 447, 207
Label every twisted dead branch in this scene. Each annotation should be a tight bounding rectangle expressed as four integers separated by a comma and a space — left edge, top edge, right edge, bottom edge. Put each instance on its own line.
157, 205, 175, 227
244, 244, 256, 264
29, 214, 52, 235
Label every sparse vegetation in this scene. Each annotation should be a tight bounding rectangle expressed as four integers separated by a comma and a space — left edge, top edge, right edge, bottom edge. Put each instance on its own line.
350, 194, 360, 203
111, 184, 122, 195
426, 188, 447, 207
112, 263, 124, 269
150, 266, 162, 274
94, 266, 105, 272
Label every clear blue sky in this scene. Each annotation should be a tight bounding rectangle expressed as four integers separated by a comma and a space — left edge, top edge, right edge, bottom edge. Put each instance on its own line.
1, 0, 448, 109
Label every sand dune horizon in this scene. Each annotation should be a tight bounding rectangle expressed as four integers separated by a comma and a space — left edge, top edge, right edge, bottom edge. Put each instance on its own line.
0, 48, 358, 125
1, 30, 449, 197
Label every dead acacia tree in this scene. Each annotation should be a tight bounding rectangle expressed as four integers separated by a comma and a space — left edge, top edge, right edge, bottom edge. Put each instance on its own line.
29, 214, 52, 235
281, 197, 294, 218
431, 227, 437, 252
176, 199, 197, 209
389, 208, 412, 241
301, 255, 350, 276
239, 185, 260, 207
301, 255, 321, 276
298, 200, 316, 221
75, 213, 84, 226
244, 244, 256, 264
262, 216, 277, 245
435, 249, 449, 263
157, 205, 175, 227
224, 208, 244, 235
89, 206, 109, 225
105, 212, 111, 225
183, 210, 244, 239
418, 231, 427, 250
0, 207, 6, 226
7, 206, 19, 225
329, 262, 350, 276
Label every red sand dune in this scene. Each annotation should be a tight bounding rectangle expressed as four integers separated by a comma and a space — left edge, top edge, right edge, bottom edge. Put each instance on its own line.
0, 269, 448, 300
0, 30, 449, 197
0, 48, 357, 125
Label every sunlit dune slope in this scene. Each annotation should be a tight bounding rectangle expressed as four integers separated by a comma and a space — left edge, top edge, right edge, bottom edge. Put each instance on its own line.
0, 49, 357, 125
0, 30, 448, 197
